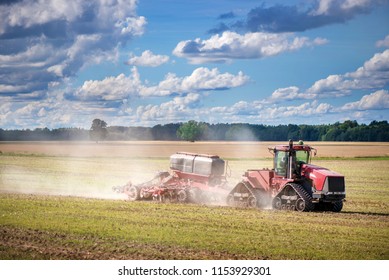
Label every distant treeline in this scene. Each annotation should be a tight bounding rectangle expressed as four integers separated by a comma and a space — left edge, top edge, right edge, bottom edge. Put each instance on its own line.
1, 120, 389, 142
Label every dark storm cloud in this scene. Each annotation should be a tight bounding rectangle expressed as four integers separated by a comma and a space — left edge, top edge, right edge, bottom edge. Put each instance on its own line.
210, 0, 383, 34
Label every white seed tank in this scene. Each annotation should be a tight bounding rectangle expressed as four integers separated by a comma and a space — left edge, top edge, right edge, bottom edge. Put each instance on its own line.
170, 152, 225, 176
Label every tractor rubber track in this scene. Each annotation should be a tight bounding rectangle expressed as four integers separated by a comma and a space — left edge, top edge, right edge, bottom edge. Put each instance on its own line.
243, 182, 259, 208
274, 183, 314, 212
250, 188, 269, 208
291, 183, 314, 212
227, 182, 268, 208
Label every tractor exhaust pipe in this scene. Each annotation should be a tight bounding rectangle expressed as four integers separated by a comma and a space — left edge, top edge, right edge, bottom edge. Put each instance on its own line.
287, 139, 293, 179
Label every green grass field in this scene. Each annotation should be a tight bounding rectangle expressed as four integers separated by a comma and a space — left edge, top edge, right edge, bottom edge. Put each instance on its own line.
1, 151, 389, 260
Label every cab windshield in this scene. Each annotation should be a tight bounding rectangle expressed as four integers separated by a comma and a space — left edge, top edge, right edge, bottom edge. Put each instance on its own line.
296, 150, 310, 164
274, 149, 310, 177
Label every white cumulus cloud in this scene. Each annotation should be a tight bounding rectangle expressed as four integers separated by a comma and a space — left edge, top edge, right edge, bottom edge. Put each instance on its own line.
308, 49, 389, 96
376, 34, 389, 48
0, 0, 83, 33
312, 0, 374, 15
173, 31, 328, 64
271, 48, 389, 101
269, 86, 316, 101
126, 50, 169, 67
74, 66, 249, 100
341, 90, 389, 111
75, 67, 143, 101
140, 67, 249, 97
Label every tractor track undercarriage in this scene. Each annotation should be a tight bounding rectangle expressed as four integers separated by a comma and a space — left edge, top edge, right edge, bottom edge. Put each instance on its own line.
227, 182, 269, 209
227, 182, 315, 212
272, 183, 314, 212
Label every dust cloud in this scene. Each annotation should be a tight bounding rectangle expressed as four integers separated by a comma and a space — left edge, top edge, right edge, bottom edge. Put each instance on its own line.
0, 142, 168, 201
0, 141, 272, 206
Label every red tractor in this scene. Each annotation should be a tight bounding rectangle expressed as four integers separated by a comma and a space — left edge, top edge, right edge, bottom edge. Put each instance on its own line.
227, 140, 346, 212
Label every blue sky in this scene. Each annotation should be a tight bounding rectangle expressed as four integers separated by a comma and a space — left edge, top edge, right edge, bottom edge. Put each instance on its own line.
1, 0, 389, 129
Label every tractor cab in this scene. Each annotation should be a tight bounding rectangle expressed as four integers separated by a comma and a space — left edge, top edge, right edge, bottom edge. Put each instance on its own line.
270, 140, 315, 179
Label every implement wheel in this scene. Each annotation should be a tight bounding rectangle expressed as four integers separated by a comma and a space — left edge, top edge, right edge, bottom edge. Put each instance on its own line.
126, 185, 140, 201
177, 190, 188, 203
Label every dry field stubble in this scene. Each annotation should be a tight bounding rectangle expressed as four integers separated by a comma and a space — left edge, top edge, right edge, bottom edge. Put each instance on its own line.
1, 141, 389, 158
0, 141, 388, 259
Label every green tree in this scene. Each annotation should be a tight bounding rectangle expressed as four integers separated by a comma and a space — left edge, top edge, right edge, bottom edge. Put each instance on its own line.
177, 120, 207, 142
90, 119, 108, 143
